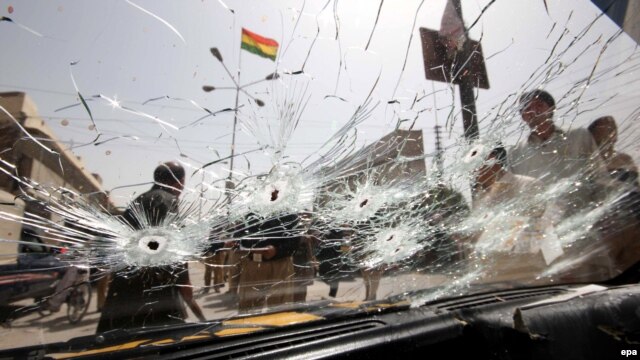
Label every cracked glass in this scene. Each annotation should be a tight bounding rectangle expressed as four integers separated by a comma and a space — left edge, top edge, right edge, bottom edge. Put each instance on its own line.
0, 0, 639, 353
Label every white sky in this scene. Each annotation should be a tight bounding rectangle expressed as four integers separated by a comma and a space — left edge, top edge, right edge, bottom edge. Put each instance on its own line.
0, 0, 638, 208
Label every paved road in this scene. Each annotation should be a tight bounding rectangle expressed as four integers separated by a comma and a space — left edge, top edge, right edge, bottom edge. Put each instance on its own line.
0, 262, 448, 350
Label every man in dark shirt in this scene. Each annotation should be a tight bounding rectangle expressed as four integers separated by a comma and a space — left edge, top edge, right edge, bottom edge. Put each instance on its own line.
97, 161, 205, 333
233, 212, 301, 312
316, 227, 352, 298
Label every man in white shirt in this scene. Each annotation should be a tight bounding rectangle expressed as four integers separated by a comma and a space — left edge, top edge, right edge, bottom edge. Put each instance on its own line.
473, 146, 545, 250
507, 91, 621, 283
469, 146, 555, 283
508, 90, 607, 214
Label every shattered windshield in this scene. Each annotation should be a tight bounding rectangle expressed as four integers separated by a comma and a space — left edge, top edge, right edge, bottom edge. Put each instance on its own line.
0, 0, 639, 351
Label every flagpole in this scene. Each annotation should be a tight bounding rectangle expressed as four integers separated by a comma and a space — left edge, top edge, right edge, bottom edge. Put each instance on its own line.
225, 36, 243, 207
207, 29, 279, 207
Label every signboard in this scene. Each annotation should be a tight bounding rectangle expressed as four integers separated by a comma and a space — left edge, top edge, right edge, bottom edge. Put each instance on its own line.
419, 27, 490, 89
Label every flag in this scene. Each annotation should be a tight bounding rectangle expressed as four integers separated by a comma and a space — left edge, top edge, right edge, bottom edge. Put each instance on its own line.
241, 28, 279, 61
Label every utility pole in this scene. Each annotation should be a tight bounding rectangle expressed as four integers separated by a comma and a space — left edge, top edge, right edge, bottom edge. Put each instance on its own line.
450, 0, 479, 140
419, 0, 489, 142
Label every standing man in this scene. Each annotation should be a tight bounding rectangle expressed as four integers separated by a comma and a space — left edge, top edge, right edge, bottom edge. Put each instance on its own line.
202, 227, 227, 294
316, 227, 351, 299
361, 266, 383, 302
588, 116, 640, 279
472, 147, 550, 282
475, 147, 542, 209
588, 116, 638, 184
202, 245, 226, 294
97, 161, 205, 333
233, 212, 301, 313
509, 90, 607, 214
292, 213, 318, 303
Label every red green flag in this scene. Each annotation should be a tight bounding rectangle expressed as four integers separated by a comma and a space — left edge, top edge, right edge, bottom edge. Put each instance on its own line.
241, 28, 279, 61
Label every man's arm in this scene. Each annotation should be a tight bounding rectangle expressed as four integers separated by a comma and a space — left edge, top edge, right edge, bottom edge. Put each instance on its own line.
251, 214, 301, 260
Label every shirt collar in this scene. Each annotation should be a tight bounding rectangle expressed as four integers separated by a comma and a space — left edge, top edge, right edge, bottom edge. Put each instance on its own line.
528, 126, 564, 144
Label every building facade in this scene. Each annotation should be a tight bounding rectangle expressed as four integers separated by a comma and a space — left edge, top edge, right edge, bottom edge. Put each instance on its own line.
315, 129, 427, 208
0, 92, 112, 261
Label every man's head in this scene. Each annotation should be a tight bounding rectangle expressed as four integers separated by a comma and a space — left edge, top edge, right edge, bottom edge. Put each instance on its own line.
476, 146, 507, 187
519, 90, 556, 130
588, 115, 618, 149
154, 161, 185, 195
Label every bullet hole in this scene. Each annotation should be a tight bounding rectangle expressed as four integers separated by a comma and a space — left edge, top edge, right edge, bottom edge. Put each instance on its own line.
147, 240, 160, 251
138, 235, 167, 255
359, 199, 369, 208
471, 150, 477, 156
270, 189, 280, 201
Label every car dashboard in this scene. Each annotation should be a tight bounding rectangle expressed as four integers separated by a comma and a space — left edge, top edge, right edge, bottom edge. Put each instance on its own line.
5, 281, 639, 359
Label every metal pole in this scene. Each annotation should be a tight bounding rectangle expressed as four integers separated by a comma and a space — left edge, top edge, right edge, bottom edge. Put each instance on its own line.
451, 0, 479, 141
225, 52, 242, 206
458, 79, 479, 140
227, 88, 240, 184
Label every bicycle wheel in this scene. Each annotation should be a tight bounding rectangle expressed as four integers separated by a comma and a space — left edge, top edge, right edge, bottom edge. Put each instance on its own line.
66, 282, 91, 324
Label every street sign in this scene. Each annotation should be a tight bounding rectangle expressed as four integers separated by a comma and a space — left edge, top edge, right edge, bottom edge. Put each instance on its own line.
419, 27, 490, 89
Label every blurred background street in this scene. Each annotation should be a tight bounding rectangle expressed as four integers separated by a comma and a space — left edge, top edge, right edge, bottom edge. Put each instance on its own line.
0, 263, 448, 349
